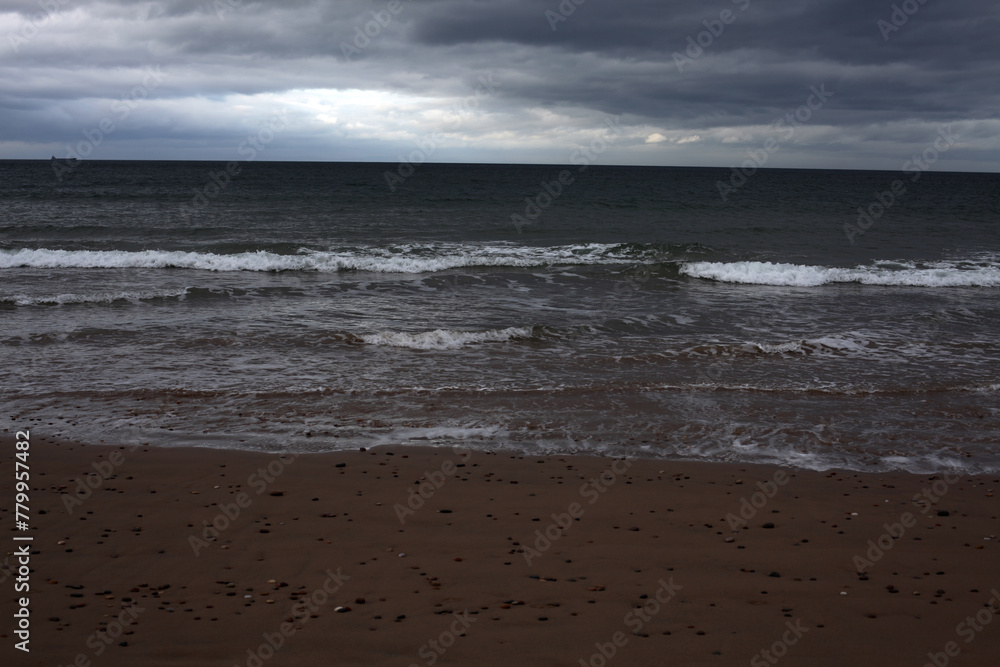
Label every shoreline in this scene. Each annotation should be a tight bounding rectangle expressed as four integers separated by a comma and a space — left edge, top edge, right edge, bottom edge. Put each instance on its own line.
3, 435, 998, 666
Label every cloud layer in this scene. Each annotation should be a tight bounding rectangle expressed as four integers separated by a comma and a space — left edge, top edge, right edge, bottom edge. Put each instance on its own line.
2, 0, 998, 170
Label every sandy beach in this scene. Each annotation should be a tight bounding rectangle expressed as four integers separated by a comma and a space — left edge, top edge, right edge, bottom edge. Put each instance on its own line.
2, 432, 998, 666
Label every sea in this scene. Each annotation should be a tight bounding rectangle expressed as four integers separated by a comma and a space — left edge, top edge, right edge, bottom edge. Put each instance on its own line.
2, 160, 998, 473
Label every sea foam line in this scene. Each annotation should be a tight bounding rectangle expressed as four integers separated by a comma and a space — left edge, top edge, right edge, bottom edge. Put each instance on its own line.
0, 244, 654, 274
680, 260, 1000, 287
360, 326, 533, 350
1, 288, 190, 306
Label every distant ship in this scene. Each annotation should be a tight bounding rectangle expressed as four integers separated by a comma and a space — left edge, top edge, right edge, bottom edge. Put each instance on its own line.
51, 156, 78, 162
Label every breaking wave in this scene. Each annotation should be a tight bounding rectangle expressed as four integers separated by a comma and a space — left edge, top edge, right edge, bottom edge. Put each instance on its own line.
680, 259, 1000, 287
0, 243, 673, 274
682, 335, 873, 358
360, 326, 535, 350
1, 288, 190, 306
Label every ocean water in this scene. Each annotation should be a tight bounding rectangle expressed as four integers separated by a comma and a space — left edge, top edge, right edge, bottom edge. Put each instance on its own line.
2, 160, 999, 472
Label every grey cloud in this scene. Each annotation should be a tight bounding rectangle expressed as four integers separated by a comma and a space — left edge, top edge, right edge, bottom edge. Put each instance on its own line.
1, 0, 997, 170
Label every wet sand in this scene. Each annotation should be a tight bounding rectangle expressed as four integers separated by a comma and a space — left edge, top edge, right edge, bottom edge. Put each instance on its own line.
2, 433, 998, 666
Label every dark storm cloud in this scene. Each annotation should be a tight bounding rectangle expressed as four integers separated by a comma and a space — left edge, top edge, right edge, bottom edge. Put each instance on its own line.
408, 0, 999, 121
1, 0, 998, 169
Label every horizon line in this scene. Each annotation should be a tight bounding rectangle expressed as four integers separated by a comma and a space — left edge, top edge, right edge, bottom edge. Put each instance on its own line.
3, 157, 998, 176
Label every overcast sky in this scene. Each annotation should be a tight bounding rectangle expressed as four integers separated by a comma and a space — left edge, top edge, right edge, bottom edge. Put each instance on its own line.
2, 0, 998, 171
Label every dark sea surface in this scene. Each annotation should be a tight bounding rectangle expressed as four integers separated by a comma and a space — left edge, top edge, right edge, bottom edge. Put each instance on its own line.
2, 160, 999, 472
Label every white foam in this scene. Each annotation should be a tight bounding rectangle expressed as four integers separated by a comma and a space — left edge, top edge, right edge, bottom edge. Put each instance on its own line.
808, 336, 868, 351
3, 288, 189, 306
360, 326, 533, 350
0, 243, 651, 274
373, 425, 506, 446
663, 424, 986, 473
680, 260, 1000, 287
754, 341, 808, 354
756, 335, 872, 355
683, 335, 873, 358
